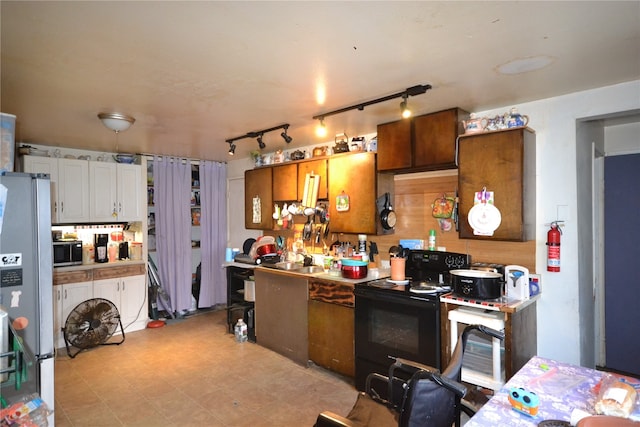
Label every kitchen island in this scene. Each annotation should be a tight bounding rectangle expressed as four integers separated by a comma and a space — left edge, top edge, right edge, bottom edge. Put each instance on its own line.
253, 266, 389, 374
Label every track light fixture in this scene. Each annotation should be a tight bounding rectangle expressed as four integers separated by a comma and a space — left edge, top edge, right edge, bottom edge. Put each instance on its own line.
225, 123, 290, 155
257, 133, 266, 149
280, 124, 293, 143
400, 94, 412, 119
312, 84, 431, 134
316, 118, 327, 138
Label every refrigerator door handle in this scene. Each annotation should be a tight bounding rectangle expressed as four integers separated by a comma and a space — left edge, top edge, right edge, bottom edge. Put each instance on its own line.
36, 352, 55, 362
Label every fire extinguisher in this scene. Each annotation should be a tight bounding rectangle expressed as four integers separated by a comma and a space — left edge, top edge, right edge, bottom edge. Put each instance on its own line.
547, 221, 562, 272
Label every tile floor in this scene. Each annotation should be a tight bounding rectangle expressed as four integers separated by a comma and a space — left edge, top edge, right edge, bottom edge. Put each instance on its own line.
54, 309, 359, 426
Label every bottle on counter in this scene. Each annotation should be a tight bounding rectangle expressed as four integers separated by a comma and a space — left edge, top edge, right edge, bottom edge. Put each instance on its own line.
428, 229, 436, 251
234, 319, 248, 343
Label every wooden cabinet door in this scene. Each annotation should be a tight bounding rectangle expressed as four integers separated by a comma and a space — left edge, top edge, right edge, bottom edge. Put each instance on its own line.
328, 152, 377, 234
413, 108, 466, 170
376, 119, 412, 171
297, 159, 327, 201
244, 167, 273, 229
308, 300, 355, 377
458, 128, 535, 241
272, 163, 298, 201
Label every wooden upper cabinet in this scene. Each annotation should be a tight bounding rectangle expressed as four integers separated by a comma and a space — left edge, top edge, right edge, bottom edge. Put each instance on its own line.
377, 107, 468, 173
377, 119, 412, 171
414, 108, 467, 169
297, 159, 328, 201
328, 152, 378, 234
457, 128, 536, 241
273, 163, 298, 201
244, 167, 273, 230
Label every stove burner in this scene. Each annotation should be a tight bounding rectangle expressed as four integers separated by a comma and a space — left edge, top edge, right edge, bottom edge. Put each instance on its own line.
409, 281, 451, 294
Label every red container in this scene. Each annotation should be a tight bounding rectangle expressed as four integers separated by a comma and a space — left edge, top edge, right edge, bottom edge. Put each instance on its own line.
256, 243, 277, 257
341, 259, 368, 279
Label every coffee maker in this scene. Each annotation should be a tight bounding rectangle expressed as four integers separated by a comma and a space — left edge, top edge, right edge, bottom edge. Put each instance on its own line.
94, 234, 109, 263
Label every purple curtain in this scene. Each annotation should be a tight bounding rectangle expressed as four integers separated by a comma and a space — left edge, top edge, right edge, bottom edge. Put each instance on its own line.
198, 160, 227, 307
153, 156, 192, 314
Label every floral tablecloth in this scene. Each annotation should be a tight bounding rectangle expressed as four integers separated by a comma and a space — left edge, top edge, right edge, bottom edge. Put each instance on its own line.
465, 356, 640, 426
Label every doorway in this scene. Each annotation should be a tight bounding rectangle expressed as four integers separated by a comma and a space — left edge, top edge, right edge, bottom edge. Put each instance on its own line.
602, 153, 640, 376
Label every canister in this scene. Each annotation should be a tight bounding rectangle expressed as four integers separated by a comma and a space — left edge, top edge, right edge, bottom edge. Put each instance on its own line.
130, 242, 143, 261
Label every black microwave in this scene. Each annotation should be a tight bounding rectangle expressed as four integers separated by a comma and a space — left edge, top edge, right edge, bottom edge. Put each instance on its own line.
53, 240, 83, 267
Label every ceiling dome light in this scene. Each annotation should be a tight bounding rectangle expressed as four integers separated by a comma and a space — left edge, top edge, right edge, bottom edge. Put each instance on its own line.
97, 112, 135, 133
400, 94, 411, 119
316, 118, 327, 138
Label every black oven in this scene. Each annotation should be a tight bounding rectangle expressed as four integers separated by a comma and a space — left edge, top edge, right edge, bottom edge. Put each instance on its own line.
354, 286, 440, 391
353, 249, 470, 392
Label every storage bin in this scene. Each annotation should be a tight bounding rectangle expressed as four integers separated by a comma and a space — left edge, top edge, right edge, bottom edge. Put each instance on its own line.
1, 113, 16, 173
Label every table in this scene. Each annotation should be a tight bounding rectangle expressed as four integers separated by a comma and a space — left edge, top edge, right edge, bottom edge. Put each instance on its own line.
465, 356, 640, 426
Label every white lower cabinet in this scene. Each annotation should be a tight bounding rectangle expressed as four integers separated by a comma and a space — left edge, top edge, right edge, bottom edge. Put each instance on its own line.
53, 267, 148, 350
93, 274, 147, 333
53, 281, 94, 350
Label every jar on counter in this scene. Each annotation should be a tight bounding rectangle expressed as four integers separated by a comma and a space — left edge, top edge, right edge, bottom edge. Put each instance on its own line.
130, 242, 142, 261
108, 243, 118, 262
82, 244, 94, 264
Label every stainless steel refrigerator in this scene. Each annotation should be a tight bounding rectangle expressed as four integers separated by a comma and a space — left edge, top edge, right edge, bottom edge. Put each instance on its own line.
0, 172, 54, 423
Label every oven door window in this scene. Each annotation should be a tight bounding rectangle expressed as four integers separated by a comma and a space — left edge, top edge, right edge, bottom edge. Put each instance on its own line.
355, 292, 440, 369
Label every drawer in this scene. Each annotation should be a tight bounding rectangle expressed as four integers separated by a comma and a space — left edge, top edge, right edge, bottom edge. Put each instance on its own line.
53, 269, 92, 285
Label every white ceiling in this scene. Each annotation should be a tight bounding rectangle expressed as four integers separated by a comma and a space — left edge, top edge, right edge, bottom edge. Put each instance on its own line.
2, 1, 639, 162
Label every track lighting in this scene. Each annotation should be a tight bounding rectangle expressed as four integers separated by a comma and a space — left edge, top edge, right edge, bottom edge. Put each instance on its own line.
281, 125, 292, 143
400, 94, 412, 119
312, 84, 431, 126
316, 118, 327, 138
228, 142, 236, 155
225, 123, 290, 152
257, 133, 266, 149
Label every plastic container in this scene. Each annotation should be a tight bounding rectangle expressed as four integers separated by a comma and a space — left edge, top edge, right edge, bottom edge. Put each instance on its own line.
341, 258, 368, 279
1, 113, 16, 173
130, 242, 142, 261
234, 319, 248, 343
243, 280, 255, 302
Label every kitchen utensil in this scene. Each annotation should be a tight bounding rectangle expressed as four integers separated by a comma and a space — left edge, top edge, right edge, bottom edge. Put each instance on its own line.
380, 192, 396, 230
450, 269, 503, 300
242, 238, 256, 255
312, 146, 327, 157
303, 215, 313, 240
369, 241, 378, 262
291, 150, 305, 160
504, 265, 530, 301
389, 245, 401, 257
468, 202, 502, 235
333, 133, 350, 153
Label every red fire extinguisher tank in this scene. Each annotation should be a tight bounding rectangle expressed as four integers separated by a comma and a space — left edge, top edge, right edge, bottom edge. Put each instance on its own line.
547, 222, 561, 272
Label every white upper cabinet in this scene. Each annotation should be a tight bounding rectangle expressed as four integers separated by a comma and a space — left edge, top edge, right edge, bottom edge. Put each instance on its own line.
90, 162, 143, 222
23, 156, 89, 223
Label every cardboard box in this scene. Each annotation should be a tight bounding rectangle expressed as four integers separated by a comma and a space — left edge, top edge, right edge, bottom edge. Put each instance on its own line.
1, 113, 16, 173
399, 239, 425, 249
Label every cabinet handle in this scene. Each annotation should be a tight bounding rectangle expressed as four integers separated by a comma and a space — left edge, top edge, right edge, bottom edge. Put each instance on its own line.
61, 201, 64, 213
122, 281, 125, 292
57, 289, 61, 301
64, 289, 67, 299
112, 203, 118, 217
54, 201, 58, 213
119, 202, 122, 213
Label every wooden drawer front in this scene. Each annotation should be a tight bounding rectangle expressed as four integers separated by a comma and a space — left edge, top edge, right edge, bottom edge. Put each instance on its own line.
53, 269, 92, 285
308, 280, 354, 307
92, 264, 146, 280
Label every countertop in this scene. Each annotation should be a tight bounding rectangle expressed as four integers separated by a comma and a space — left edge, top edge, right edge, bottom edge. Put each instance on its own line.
54, 259, 145, 273
224, 262, 390, 284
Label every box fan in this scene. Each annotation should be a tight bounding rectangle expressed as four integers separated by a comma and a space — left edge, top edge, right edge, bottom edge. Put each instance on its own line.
62, 298, 125, 358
